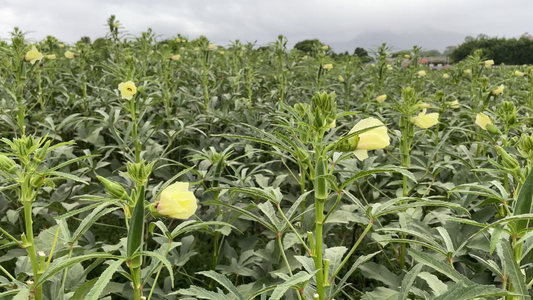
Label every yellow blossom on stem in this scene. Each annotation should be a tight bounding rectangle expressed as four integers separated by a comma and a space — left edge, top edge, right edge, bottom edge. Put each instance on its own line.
484, 59, 494, 67
417, 70, 426, 77
446, 100, 460, 109
349, 117, 390, 161
464, 69, 471, 74
156, 182, 197, 219
411, 109, 439, 129
64, 51, 75, 59
170, 54, 181, 61
24, 46, 43, 64
475, 113, 492, 130
118, 81, 137, 100
492, 84, 505, 95
322, 64, 333, 70
375, 94, 387, 103
443, 73, 449, 79
515, 70, 525, 77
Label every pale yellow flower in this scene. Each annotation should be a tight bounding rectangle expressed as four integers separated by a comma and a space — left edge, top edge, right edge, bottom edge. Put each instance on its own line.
464, 69, 471, 74
113, 22, 120, 28
25, 46, 43, 64
208, 43, 215, 50
404, 54, 411, 59
64, 51, 75, 59
412, 109, 439, 129
45, 54, 56, 60
443, 73, 449, 79
156, 182, 197, 219
375, 94, 387, 103
492, 84, 505, 95
118, 81, 137, 100
387, 65, 393, 70
349, 117, 390, 161
301, 55, 308, 60
338, 75, 344, 82
58, 44, 65, 48
475, 113, 492, 130
417, 70, 426, 77
170, 54, 181, 61
484, 59, 494, 67
194, 47, 200, 51
515, 70, 525, 77
323, 64, 333, 70
321, 45, 329, 50
219, 51, 225, 55
446, 100, 460, 109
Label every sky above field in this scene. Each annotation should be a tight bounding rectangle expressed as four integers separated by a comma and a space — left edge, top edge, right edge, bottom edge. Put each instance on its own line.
1, 0, 532, 51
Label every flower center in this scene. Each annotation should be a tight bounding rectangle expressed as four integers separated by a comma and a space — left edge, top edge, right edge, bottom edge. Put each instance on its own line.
127, 88, 132, 92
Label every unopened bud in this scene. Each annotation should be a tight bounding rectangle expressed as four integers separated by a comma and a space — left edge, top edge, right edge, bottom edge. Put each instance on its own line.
497, 146, 520, 173
97, 176, 129, 200
486, 124, 501, 135
0, 155, 17, 174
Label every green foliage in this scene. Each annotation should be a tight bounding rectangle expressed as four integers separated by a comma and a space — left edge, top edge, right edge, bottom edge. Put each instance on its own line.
1, 20, 533, 300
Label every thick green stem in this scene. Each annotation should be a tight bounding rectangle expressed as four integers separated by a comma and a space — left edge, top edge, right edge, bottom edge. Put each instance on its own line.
314, 199, 326, 300
23, 199, 42, 300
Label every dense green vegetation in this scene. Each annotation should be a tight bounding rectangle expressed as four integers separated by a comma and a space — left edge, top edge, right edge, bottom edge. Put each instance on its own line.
1, 18, 533, 300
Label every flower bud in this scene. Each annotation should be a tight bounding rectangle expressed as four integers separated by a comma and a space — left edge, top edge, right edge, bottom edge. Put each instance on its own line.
31, 175, 44, 189
295, 147, 311, 168
486, 124, 501, 135
97, 176, 129, 200
484, 59, 494, 67
375, 94, 387, 103
496, 146, 520, 173
126, 160, 154, 186
338, 75, 344, 82
0, 155, 17, 174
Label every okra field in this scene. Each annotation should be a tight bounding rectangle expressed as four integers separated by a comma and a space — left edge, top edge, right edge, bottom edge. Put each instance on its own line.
1, 19, 533, 300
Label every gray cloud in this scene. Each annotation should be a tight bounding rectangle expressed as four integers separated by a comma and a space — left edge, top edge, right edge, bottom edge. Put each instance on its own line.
1, 0, 532, 49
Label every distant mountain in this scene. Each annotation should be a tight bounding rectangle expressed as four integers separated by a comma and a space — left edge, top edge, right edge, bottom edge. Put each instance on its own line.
328, 29, 467, 54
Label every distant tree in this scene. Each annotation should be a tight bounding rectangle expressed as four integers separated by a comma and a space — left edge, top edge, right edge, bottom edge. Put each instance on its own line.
443, 45, 457, 57
464, 36, 474, 42
391, 50, 411, 58
353, 47, 372, 62
79, 36, 91, 44
294, 39, 321, 54
451, 35, 533, 64
420, 49, 441, 57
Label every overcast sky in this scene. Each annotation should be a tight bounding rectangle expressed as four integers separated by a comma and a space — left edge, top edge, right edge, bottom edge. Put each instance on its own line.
1, 0, 532, 49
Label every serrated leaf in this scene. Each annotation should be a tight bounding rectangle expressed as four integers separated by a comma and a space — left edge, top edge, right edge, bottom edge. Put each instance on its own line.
501, 242, 528, 298
84, 259, 124, 300
397, 264, 423, 300
197, 270, 244, 300
270, 271, 317, 300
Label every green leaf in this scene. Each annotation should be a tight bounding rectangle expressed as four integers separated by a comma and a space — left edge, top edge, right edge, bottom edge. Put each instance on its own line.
408, 249, 473, 285
418, 272, 447, 297
433, 282, 521, 300
501, 242, 528, 298
35, 253, 119, 287
515, 169, 533, 233
137, 251, 175, 288
324, 246, 347, 279
197, 270, 245, 300
84, 259, 125, 300
340, 166, 416, 190
71, 206, 119, 243
270, 271, 317, 300
174, 285, 231, 300
332, 251, 379, 298
397, 264, 423, 300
